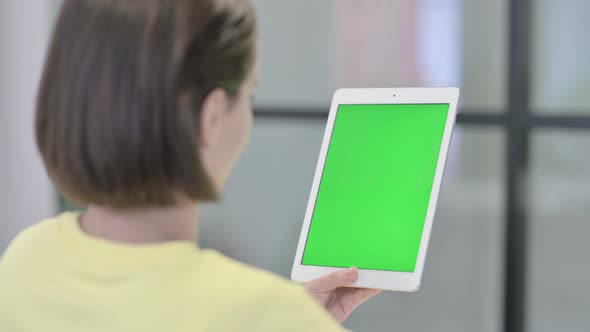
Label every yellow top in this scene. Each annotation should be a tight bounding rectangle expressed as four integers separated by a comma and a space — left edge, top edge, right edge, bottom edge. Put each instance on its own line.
0, 212, 345, 332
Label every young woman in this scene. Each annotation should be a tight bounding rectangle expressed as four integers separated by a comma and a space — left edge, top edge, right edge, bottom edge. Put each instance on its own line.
0, 0, 379, 331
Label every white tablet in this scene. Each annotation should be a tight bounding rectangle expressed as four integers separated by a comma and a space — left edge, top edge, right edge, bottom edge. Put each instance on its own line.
291, 87, 459, 292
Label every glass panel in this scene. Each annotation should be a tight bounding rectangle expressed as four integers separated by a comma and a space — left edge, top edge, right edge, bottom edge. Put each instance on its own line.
253, 0, 507, 111
532, 0, 590, 113
529, 131, 590, 331
461, 0, 508, 110
199, 119, 326, 272
201, 122, 504, 332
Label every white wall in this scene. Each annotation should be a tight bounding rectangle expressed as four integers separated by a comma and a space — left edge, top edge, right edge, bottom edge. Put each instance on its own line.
0, 1, 57, 252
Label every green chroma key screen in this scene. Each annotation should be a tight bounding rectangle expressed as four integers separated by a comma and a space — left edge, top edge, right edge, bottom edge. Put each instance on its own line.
301, 104, 449, 272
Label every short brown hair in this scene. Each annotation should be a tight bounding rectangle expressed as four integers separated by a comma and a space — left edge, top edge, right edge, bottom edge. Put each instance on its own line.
36, 0, 257, 207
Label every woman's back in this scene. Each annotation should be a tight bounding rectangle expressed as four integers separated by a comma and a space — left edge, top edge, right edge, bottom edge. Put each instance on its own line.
0, 212, 344, 331
0, 0, 379, 329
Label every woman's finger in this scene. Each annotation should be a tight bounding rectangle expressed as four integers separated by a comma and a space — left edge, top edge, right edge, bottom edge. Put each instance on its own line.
338, 287, 382, 308
304, 267, 358, 293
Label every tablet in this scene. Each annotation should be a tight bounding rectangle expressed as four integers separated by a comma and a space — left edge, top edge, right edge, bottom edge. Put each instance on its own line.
291, 87, 459, 292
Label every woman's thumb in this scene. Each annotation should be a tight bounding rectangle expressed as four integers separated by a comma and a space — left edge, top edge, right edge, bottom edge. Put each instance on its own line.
304, 267, 358, 293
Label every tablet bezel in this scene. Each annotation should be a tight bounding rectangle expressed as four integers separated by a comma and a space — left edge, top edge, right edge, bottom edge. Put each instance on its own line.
290, 87, 460, 292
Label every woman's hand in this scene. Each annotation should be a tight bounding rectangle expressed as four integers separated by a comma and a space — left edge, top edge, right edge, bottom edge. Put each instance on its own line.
304, 267, 381, 323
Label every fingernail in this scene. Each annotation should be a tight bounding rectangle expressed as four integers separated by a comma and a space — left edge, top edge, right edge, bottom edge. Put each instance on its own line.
347, 267, 357, 278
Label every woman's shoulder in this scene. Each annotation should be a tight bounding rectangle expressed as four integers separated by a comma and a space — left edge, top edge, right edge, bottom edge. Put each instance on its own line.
193, 250, 345, 331
194, 248, 301, 298
0, 215, 62, 264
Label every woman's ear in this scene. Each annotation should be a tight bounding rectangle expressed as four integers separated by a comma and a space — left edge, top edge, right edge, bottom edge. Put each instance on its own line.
199, 88, 229, 147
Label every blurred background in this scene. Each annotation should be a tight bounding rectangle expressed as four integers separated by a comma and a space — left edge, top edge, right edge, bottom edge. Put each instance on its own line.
0, 0, 588, 331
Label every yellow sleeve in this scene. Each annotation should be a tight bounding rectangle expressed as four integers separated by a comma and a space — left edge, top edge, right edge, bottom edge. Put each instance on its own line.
253, 281, 348, 332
